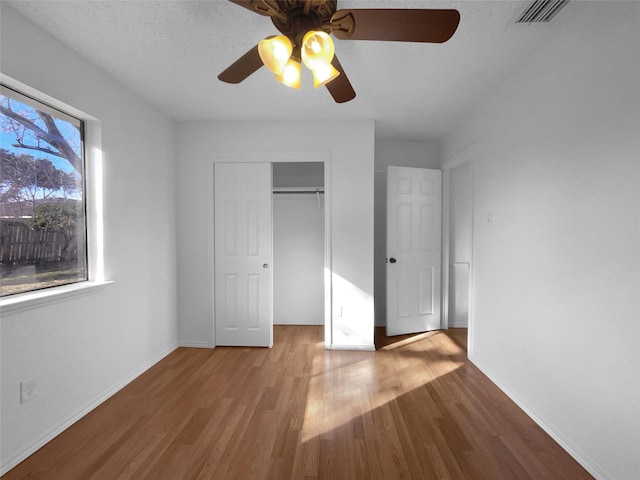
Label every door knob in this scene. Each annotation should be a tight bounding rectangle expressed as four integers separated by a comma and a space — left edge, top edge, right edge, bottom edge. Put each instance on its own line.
263, 263, 269, 268
389, 258, 397, 263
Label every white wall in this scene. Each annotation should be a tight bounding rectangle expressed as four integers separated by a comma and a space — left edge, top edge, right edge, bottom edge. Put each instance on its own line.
0, 5, 178, 473
374, 141, 440, 326
442, 3, 640, 479
176, 120, 375, 349
273, 193, 324, 325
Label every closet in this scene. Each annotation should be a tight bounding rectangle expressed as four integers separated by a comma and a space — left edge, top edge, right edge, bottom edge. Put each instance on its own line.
272, 162, 325, 325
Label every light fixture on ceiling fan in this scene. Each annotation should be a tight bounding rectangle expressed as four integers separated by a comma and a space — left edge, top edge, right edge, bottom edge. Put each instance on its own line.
257, 30, 339, 89
218, 0, 461, 103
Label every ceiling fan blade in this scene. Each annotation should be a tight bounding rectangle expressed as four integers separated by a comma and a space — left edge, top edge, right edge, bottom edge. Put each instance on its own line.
331, 9, 460, 43
325, 55, 356, 104
218, 45, 263, 84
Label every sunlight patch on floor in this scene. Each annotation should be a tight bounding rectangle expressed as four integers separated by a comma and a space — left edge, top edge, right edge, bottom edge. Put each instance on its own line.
300, 333, 463, 442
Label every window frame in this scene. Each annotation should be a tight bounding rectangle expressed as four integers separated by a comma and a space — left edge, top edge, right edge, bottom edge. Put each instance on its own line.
0, 75, 109, 313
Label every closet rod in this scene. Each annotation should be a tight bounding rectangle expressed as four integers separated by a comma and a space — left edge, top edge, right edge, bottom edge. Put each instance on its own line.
273, 188, 324, 194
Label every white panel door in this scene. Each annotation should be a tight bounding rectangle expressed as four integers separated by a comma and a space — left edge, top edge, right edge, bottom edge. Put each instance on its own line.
386, 166, 442, 336
214, 162, 272, 347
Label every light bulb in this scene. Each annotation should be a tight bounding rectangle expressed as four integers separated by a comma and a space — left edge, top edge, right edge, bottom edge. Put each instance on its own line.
312, 63, 340, 88
258, 35, 293, 75
273, 43, 289, 60
283, 64, 298, 84
301, 31, 335, 71
275, 59, 301, 89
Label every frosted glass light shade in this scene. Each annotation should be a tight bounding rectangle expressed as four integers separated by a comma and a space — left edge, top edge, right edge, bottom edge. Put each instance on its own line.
275, 59, 302, 89
312, 63, 340, 88
301, 31, 335, 71
258, 35, 293, 75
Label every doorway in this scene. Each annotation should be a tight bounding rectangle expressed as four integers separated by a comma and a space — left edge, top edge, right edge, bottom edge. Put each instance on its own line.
272, 162, 325, 326
212, 152, 331, 348
442, 147, 474, 354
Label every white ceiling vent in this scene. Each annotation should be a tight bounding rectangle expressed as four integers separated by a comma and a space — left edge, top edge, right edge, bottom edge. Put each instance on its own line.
515, 0, 570, 23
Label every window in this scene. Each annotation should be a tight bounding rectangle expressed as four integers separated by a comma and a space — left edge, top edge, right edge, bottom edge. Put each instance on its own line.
0, 84, 87, 296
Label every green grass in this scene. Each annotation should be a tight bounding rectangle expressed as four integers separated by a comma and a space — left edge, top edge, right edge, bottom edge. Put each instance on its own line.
1, 262, 86, 296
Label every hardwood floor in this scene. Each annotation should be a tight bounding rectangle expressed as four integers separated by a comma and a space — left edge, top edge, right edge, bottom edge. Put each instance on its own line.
3, 326, 593, 480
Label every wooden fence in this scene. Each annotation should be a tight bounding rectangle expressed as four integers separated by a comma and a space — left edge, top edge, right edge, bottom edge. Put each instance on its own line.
0, 219, 76, 264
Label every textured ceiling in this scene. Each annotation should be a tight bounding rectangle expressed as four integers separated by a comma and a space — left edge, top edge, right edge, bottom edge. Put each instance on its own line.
6, 0, 580, 141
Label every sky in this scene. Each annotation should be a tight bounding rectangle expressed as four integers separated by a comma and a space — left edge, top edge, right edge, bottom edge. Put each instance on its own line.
0, 93, 81, 176
1, 93, 83, 201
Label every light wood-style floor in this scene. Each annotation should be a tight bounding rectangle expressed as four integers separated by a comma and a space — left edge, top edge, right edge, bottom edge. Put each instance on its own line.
3, 326, 593, 480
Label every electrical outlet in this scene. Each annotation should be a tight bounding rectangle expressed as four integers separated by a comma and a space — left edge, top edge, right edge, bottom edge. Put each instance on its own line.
20, 378, 38, 404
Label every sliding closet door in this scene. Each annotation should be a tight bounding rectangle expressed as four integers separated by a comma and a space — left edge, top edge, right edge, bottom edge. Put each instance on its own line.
214, 162, 272, 347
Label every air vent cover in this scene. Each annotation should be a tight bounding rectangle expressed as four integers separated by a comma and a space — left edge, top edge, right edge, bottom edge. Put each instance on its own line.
516, 0, 569, 23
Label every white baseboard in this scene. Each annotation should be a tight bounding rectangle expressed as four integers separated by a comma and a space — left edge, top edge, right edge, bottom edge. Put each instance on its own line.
329, 344, 376, 351
448, 322, 469, 328
469, 355, 612, 480
178, 341, 213, 348
273, 322, 324, 326
0, 343, 179, 476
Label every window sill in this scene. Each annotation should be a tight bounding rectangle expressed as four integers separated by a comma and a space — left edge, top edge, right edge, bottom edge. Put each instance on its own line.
0, 281, 114, 317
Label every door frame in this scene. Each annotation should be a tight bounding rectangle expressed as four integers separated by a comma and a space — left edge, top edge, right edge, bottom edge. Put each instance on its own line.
442, 145, 474, 355
209, 151, 332, 348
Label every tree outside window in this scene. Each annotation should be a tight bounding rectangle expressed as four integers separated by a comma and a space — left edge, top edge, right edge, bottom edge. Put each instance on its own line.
0, 85, 87, 296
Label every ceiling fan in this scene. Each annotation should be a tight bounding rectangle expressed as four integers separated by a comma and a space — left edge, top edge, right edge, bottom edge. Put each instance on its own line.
218, 0, 460, 103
